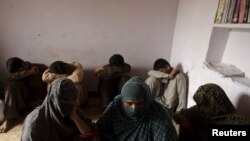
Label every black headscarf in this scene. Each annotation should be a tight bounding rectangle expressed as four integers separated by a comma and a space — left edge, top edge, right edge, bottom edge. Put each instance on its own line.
21, 78, 90, 141
49, 61, 71, 74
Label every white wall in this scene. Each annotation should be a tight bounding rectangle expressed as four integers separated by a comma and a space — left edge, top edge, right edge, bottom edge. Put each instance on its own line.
171, 0, 217, 106
222, 30, 250, 78
171, 0, 250, 118
0, 0, 178, 90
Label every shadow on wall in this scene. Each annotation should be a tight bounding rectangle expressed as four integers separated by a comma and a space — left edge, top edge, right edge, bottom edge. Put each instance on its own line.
130, 67, 149, 80
84, 69, 99, 92
0, 40, 7, 85
176, 63, 189, 108
236, 94, 250, 120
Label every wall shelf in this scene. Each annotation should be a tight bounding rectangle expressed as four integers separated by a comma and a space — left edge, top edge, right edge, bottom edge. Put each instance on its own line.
213, 24, 250, 29
206, 25, 250, 63
205, 23, 250, 90
205, 20, 250, 90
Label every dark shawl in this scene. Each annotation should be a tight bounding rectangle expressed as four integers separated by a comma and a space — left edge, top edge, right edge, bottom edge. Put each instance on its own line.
21, 78, 91, 141
179, 83, 249, 141
188, 83, 248, 124
96, 63, 131, 79
4, 63, 47, 120
97, 77, 177, 141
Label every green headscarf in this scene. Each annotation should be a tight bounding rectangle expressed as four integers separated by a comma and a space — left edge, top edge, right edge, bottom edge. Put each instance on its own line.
177, 83, 249, 141
193, 83, 248, 124
193, 83, 235, 116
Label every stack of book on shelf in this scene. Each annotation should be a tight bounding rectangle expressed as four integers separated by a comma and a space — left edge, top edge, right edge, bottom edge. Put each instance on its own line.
203, 61, 250, 90
215, 0, 250, 24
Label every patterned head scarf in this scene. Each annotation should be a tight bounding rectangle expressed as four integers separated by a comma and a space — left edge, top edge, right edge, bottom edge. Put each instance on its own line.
97, 76, 177, 141
193, 83, 236, 116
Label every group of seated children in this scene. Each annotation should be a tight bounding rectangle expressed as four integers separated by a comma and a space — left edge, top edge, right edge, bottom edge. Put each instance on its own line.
0, 55, 249, 141
0, 54, 131, 133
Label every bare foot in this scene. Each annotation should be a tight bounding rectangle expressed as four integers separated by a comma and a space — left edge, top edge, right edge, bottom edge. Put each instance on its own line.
0, 120, 9, 133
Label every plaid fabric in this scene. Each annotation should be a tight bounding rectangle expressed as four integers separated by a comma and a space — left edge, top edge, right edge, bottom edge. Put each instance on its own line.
97, 77, 177, 141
